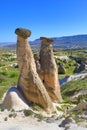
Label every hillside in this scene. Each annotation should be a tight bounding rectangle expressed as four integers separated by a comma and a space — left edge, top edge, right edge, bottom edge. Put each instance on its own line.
0, 48, 87, 129
0, 34, 87, 50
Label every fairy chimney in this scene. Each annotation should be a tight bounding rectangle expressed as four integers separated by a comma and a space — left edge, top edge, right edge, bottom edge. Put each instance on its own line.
15, 28, 55, 112
40, 37, 62, 102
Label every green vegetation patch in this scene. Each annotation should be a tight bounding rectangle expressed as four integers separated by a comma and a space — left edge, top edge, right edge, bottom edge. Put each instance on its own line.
35, 113, 44, 121
61, 77, 87, 103
23, 109, 34, 116
0, 50, 19, 99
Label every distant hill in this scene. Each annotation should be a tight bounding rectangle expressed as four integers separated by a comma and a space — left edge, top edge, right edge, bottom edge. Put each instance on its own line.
0, 34, 87, 50
52, 35, 87, 49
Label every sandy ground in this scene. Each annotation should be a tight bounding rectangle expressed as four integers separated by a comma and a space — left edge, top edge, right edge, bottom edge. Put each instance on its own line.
0, 109, 87, 130
0, 110, 62, 130
0, 122, 62, 130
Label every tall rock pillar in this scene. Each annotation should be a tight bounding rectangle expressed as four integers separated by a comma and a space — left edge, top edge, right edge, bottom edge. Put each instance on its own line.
40, 37, 62, 102
15, 28, 55, 112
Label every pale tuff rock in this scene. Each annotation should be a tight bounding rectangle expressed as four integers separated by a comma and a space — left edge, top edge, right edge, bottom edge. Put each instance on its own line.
39, 37, 62, 102
15, 28, 55, 112
73, 101, 87, 111
2, 87, 29, 110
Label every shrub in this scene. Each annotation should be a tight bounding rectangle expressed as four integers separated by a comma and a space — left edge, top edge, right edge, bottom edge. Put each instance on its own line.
4, 117, 8, 121
8, 113, 13, 118
0, 105, 5, 111
0, 63, 5, 67
0, 75, 5, 83
0, 71, 8, 76
35, 114, 44, 121
23, 109, 34, 116
10, 72, 18, 78
0, 86, 8, 99
32, 103, 42, 111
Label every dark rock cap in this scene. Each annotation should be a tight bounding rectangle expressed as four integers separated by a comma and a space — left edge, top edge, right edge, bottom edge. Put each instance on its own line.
15, 28, 31, 38
40, 37, 53, 43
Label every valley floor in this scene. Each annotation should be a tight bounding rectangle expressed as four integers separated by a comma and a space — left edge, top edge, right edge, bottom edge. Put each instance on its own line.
0, 109, 87, 130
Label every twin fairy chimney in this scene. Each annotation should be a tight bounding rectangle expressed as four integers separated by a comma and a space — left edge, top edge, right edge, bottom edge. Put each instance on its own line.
15, 28, 62, 109
2, 28, 62, 112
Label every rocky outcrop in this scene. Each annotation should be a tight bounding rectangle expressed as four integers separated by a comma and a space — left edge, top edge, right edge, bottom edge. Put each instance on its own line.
70, 56, 87, 73
70, 56, 87, 64
15, 28, 55, 112
73, 101, 87, 111
39, 37, 62, 102
59, 116, 76, 128
60, 73, 87, 86
74, 63, 87, 73
58, 64, 66, 74
2, 87, 29, 110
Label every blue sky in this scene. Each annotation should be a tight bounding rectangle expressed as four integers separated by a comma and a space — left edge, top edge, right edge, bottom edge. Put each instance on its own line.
0, 0, 87, 42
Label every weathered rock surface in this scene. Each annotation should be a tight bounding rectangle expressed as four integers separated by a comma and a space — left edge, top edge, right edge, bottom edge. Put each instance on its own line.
58, 64, 66, 74
73, 101, 87, 111
15, 28, 31, 38
70, 89, 87, 99
74, 63, 87, 73
15, 28, 55, 112
59, 116, 76, 128
39, 37, 62, 102
60, 72, 87, 86
2, 87, 29, 110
